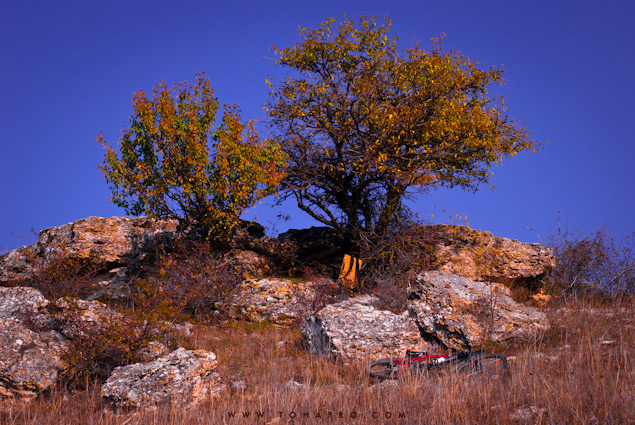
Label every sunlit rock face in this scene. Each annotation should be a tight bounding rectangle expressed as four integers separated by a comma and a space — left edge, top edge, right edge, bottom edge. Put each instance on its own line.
408, 271, 550, 350
229, 277, 323, 325
423, 224, 555, 290
0, 216, 177, 285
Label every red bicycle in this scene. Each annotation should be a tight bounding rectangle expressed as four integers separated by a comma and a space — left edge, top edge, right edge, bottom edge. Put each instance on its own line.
369, 349, 508, 380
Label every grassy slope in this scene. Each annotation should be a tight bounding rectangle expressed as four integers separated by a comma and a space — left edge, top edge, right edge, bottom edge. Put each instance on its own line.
2, 299, 634, 425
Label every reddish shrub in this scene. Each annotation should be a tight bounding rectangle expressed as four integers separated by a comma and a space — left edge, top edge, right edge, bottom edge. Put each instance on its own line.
130, 238, 242, 322
26, 251, 106, 300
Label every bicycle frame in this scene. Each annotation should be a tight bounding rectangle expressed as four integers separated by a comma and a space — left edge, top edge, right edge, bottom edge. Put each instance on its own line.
369, 349, 507, 380
404, 349, 472, 371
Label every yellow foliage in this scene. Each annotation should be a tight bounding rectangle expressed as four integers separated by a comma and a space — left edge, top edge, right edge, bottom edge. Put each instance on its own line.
98, 72, 286, 244
267, 15, 540, 243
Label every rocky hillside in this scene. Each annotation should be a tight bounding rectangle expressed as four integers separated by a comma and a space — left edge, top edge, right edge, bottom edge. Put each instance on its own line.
0, 216, 555, 409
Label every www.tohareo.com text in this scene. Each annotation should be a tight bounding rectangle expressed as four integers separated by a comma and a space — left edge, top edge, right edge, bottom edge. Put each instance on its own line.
226, 411, 406, 420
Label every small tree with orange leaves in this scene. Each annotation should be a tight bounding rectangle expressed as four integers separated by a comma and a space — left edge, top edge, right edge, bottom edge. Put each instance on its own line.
98, 72, 286, 245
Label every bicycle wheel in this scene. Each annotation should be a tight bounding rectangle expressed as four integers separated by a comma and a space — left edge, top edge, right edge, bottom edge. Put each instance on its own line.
458, 353, 508, 377
369, 359, 416, 380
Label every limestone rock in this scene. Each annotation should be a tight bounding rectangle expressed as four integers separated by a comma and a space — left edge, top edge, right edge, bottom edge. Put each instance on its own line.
161, 321, 195, 337
0, 286, 70, 399
0, 216, 177, 285
48, 298, 173, 352
231, 380, 247, 391
283, 380, 307, 391
136, 341, 171, 363
0, 318, 69, 400
229, 278, 319, 325
0, 246, 38, 286
0, 286, 50, 320
408, 271, 549, 349
224, 249, 276, 279
101, 348, 223, 409
50, 297, 124, 339
86, 267, 132, 301
424, 225, 554, 289
302, 295, 433, 360
510, 406, 547, 422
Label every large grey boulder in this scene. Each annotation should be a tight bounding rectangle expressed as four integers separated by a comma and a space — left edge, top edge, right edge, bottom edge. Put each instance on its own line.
0, 287, 70, 399
302, 295, 433, 361
0, 286, 50, 320
101, 348, 223, 409
408, 271, 549, 350
0, 317, 69, 400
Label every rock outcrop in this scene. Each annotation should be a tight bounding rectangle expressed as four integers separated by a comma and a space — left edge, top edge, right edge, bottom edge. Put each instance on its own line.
136, 341, 171, 363
0, 287, 70, 400
0, 216, 556, 398
0, 216, 287, 302
223, 250, 276, 280
408, 271, 549, 349
229, 278, 321, 325
0, 286, 50, 321
424, 225, 555, 289
49, 298, 125, 340
302, 296, 433, 360
0, 285, 196, 402
101, 348, 223, 409
0, 319, 70, 400
0, 216, 177, 286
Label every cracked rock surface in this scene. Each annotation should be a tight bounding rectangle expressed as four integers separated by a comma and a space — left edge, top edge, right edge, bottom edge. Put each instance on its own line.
0, 216, 177, 289
229, 278, 322, 325
302, 295, 433, 360
424, 224, 555, 289
0, 287, 71, 400
101, 348, 223, 409
408, 271, 549, 349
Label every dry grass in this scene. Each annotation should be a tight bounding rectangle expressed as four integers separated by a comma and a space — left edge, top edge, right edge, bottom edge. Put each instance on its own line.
2, 299, 635, 425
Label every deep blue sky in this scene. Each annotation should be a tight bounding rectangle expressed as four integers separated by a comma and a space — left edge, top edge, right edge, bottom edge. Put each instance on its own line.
1, 0, 634, 252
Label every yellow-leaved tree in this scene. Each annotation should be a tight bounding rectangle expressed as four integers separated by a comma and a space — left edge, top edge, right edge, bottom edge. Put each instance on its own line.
267, 16, 540, 251
98, 72, 286, 245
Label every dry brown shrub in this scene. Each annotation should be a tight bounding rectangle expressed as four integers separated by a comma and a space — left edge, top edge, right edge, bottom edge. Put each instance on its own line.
295, 278, 348, 323
547, 214, 635, 299
59, 310, 169, 388
466, 292, 501, 347
25, 251, 107, 300
3, 249, 174, 389
273, 263, 349, 325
